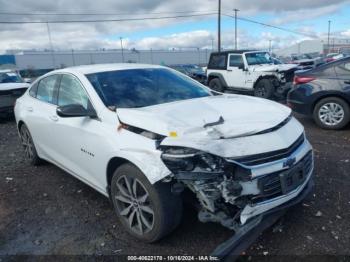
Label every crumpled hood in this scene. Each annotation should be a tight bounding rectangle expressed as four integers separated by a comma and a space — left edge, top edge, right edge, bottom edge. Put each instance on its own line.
117, 95, 291, 140
250, 64, 297, 72
0, 83, 30, 91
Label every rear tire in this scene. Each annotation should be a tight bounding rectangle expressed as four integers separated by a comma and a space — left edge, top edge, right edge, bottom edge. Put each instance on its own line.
254, 79, 274, 99
313, 97, 350, 130
19, 124, 42, 166
209, 78, 224, 92
111, 163, 183, 243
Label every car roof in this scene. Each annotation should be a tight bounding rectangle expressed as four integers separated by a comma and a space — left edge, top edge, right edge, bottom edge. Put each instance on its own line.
210, 49, 259, 55
55, 63, 164, 75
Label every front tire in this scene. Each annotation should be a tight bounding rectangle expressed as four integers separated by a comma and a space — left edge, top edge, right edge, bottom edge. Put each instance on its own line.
313, 97, 350, 130
19, 124, 42, 165
111, 163, 183, 243
254, 79, 274, 99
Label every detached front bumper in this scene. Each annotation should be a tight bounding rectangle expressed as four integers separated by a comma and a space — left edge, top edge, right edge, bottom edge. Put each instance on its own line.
212, 177, 314, 260
240, 163, 314, 224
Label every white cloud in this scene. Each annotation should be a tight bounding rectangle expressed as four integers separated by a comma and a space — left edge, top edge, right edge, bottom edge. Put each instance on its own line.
271, 4, 344, 25
0, 0, 348, 52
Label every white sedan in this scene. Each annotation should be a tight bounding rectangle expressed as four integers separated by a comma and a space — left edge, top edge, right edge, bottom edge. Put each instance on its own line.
15, 64, 314, 243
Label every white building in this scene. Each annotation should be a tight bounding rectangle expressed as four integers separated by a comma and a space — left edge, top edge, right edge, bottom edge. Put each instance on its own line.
275, 38, 350, 57
3, 49, 213, 70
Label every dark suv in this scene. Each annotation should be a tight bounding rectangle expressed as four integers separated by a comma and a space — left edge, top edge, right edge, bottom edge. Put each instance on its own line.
287, 57, 350, 130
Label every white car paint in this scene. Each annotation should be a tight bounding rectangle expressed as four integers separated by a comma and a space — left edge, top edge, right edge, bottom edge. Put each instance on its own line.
15, 63, 313, 228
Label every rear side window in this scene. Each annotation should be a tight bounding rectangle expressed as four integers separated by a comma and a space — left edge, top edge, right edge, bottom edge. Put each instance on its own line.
36, 75, 59, 104
208, 54, 227, 70
229, 55, 244, 67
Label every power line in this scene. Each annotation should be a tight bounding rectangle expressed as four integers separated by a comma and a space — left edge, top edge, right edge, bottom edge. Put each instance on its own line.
223, 13, 318, 39
0, 10, 217, 16
0, 13, 217, 24
0, 10, 319, 39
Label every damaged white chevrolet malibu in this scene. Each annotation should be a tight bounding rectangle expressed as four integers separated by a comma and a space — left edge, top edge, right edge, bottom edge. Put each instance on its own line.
14, 64, 313, 245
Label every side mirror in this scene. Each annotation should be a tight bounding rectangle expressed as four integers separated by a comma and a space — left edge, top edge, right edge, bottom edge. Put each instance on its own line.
238, 64, 247, 71
56, 104, 97, 118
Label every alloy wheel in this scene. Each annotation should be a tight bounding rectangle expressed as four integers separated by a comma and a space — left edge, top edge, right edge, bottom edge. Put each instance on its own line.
318, 102, 345, 126
115, 175, 155, 235
20, 127, 34, 160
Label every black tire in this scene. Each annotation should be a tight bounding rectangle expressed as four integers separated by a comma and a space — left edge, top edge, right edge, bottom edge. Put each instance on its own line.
111, 163, 183, 243
313, 97, 350, 130
209, 78, 224, 92
254, 79, 275, 99
19, 124, 42, 166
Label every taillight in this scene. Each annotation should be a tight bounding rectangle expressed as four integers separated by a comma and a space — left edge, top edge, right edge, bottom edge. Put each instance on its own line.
293, 76, 316, 85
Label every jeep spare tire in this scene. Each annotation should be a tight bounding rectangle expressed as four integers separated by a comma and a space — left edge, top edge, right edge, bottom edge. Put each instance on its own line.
254, 79, 274, 99
209, 78, 224, 93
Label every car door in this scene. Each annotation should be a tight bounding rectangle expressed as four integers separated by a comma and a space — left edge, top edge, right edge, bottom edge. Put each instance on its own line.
224, 54, 248, 89
335, 61, 350, 94
51, 73, 107, 191
24, 74, 61, 160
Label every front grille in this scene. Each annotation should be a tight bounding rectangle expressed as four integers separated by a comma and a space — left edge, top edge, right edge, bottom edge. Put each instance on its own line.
233, 134, 305, 166
284, 69, 296, 83
251, 151, 313, 203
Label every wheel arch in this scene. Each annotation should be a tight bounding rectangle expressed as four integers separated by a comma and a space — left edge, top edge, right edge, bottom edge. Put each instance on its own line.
253, 75, 279, 89
106, 156, 132, 196
17, 120, 25, 131
207, 73, 228, 87
311, 92, 350, 113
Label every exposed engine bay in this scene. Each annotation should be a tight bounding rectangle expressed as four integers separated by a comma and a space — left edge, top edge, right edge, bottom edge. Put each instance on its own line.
160, 141, 313, 231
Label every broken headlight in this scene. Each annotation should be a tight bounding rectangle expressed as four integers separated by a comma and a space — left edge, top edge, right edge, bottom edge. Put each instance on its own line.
160, 147, 226, 174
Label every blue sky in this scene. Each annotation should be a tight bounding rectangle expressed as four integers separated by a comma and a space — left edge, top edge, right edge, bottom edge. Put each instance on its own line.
1, 0, 350, 51
121, 4, 350, 40
109, 2, 350, 51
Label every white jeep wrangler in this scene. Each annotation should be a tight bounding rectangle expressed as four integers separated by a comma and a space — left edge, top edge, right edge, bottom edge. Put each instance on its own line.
207, 50, 298, 99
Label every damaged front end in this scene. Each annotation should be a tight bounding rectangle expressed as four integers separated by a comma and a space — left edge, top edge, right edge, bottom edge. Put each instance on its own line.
159, 137, 314, 232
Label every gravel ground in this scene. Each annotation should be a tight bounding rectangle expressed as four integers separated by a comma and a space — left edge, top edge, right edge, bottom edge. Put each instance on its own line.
0, 115, 349, 259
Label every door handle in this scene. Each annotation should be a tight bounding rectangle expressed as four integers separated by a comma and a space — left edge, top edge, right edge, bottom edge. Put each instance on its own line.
344, 81, 350, 84
227, 69, 233, 72
27, 107, 33, 112
49, 115, 59, 122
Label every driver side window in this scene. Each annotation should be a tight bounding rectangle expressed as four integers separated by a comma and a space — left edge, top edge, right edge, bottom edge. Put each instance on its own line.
58, 74, 90, 109
229, 55, 244, 68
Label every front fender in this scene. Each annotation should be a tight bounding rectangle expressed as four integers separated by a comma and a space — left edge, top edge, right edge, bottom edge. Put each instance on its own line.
106, 148, 171, 185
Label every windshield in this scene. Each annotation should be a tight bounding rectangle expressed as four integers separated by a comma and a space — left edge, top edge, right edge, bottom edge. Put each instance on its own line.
245, 52, 273, 65
86, 68, 211, 108
0, 72, 23, 83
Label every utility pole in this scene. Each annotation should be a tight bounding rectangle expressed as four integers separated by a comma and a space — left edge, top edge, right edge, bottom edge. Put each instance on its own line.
46, 22, 56, 69
327, 20, 331, 54
269, 40, 272, 53
71, 49, 76, 66
211, 37, 214, 51
120, 37, 125, 62
234, 9, 239, 50
150, 48, 154, 64
218, 0, 221, 52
